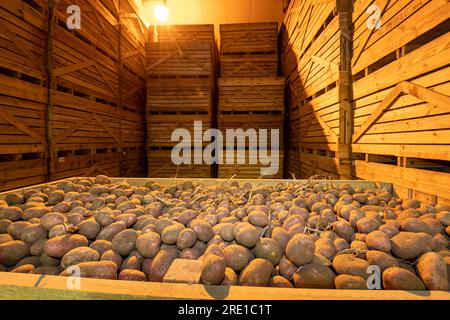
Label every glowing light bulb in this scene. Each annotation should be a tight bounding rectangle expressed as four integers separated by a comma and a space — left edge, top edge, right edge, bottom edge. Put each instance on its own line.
154, 4, 169, 22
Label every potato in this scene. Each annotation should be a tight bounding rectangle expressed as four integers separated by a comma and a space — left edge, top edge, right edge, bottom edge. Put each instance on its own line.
176, 209, 197, 226
332, 253, 370, 279
133, 216, 156, 230
94, 210, 116, 227
269, 275, 293, 288
96, 221, 127, 241
119, 269, 146, 281
248, 211, 269, 227
271, 227, 290, 253
22, 207, 51, 220
436, 211, 450, 227
314, 237, 336, 260
201, 254, 226, 285
40, 252, 60, 267
254, 238, 281, 265
233, 222, 259, 248
0, 206, 22, 221
223, 244, 250, 272
379, 224, 399, 238
78, 219, 101, 240
190, 219, 214, 242
0, 219, 12, 234
179, 248, 201, 260
148, 248, 178, 282
0, 234, 13, 245
111, 229, 138, 257
332, 221, 354, 243
416, 252, 449, 291
94, 175, 111, 185
100, 249, 123, 267
89, 240, 112, 256
0, 240, 30, 266
44, 234, 89, 258
204, 244, 225, 258
176, 228, 197, 250
20, 224, 47, 244
356, 217, 380, 234
115, 214, 137, 228
66, 213, 84, 226
216, 223, 234, 242
33, 266, 60, 275
136, 231, 161, 258
221, 267, 238, 286
382, 267, 425, 290
366, 250, 399, 272
15, 255, 41, 268
40, 212, 66, 231
390, 232, 432, 259
161, 223, 184, 245
48, 190, 64, 205
282, 215, 305, 231
60, 261, 117, 279
293, 263, 336, 289
239, 258, 273, 287
286, 234, 315, 267
154, 218, 174, 234
365, 230, 391, 253
48, 224, 68, 238
7, 221, 31, 239
335, 274, 367, 289
400, 218, 434, 235
10, 264, 35, 273
121, 250, 144, 271
61, 247, 100, 269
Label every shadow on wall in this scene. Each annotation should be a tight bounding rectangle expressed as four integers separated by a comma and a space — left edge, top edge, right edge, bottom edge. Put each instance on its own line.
278, 23, 338, 179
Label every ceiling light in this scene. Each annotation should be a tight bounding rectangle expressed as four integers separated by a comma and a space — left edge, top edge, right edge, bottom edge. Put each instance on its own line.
154, 4, 169, 22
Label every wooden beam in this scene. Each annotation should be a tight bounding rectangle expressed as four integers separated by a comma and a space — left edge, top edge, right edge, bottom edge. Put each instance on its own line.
0, 111, 46, 144
53, 60, 95, 77
352, 83, 403, 143
46, 0, 55, 183
0, 271, 449, 300
52, 114, 93, 145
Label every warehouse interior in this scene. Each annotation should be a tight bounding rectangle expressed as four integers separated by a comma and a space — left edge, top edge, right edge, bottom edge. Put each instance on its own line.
1, 0, 448, 203
0, 0, 449, 298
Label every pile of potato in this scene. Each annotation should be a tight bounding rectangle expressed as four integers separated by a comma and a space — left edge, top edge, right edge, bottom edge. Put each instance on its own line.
0, 176, 449, 290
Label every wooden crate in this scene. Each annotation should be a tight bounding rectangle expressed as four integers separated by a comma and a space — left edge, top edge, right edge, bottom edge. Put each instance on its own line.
120, 148, 146, 177
218, 77, 285, 112
218, 111, 284, 144
281, 0, 350, 179
146, 113, 211, 147
51, 151, 121, 181
147, 149, 212, 178
218, 149, 284, 179
146, 78, 213, 113
146, 41, 213, 77
351, 0, 450, 198
149, 24, 215, 44
220, 22, 278, 54
0, 1, 48, 192
220, 53, 278, 77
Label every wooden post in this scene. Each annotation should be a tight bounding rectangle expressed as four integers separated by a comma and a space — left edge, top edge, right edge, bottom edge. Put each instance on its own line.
337, 0, 354, 180
118, 1, 123, 177
45, 0, 55, 182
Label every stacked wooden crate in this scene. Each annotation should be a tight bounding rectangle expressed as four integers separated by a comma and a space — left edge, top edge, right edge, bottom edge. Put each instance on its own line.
0, 0, 147, 191
218, 23, 285, 179
0, 0, 48, 191
351, 0, 450, 204
146, 25, 215, 178
51, 0, 146, 180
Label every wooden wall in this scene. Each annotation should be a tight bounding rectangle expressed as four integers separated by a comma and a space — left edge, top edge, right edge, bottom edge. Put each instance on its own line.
351, 0, 450, 204
0, 0, 147, 191
282, 0, 450, 203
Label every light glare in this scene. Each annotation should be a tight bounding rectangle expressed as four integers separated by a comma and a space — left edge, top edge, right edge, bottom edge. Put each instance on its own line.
154, 4, 169, 22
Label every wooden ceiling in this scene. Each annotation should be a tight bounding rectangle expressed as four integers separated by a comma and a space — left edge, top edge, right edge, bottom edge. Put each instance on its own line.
136, 0, 286, 39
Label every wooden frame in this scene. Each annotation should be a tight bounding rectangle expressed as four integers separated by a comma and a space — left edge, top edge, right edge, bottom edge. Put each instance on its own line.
0, 272, 449, 300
